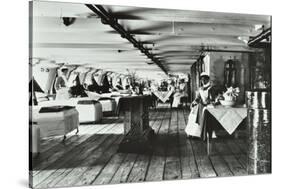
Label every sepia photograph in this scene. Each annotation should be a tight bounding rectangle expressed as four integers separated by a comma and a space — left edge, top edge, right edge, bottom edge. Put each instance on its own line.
29, 0, 271, 188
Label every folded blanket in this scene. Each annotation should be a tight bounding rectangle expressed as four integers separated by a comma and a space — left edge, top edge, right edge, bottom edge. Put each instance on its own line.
39, 106, 74, 113
77, 100, 100, 105
111, 94, 123, 98
98, 97, 114, 101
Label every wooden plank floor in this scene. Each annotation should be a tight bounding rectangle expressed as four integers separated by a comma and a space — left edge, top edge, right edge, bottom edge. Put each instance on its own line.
31, 103, 248, 188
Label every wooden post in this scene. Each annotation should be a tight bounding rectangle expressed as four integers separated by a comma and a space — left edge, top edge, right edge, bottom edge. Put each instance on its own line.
246, 90, 271, 174
118, 96, 154, 153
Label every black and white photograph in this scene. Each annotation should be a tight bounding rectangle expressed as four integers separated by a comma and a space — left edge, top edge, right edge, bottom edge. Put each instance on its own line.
29, 0, 271, 188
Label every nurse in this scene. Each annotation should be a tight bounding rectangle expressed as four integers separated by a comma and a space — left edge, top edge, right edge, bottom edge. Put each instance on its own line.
55, 68, 69, 90
55, 68, 70, 100
191, 72, 215, 107
191, 72, 216, 126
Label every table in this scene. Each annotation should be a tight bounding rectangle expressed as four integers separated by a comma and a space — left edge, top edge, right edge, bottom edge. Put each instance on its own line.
152, 90, 173, 103
201, 105, 247, 155
117, 95, 155, 153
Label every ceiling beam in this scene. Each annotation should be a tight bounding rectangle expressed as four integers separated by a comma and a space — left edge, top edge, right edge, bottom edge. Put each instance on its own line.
164, 60, 196, 64
166, 63, 193, 65
159, 55, 199, 59
154, 51, 201, 55
151, 44, 253, 51
103, 5, 270, 26
33, 2, 270, 27
33, 43, 147, 50
203, 49, 254, 53
116, 20, 258, 37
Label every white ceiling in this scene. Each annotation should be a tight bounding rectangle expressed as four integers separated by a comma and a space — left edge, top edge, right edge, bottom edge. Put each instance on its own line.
31, 1, 271, 79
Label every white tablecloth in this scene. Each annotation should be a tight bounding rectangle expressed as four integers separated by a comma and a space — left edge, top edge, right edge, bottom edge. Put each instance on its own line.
152, 90, 173, 103
203, 105, 247, 135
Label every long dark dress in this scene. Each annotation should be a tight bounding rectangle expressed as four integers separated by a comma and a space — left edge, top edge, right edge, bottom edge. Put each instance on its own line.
100, 75, 110, 93
87, 84, 101, 93
70, 85, 87, 97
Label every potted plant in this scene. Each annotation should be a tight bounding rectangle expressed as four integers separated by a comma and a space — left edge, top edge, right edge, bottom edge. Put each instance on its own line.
220, 86, 240, 106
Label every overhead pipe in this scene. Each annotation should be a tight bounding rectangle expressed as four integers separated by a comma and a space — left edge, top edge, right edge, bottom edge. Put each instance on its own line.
85, 4, 168, 74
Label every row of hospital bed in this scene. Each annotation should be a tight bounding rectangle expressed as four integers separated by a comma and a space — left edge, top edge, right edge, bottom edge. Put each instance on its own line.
30, 91, 130, 155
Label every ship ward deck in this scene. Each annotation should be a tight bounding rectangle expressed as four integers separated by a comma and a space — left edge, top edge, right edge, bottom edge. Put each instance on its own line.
30, 104, 248, 188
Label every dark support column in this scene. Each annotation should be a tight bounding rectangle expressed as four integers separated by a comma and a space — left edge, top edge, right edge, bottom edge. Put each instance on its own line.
246, 90, 271, 174
118, 96, 155, 154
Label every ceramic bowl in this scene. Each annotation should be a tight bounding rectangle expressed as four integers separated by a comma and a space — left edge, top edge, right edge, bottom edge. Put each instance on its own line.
220, 100, 235, 107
